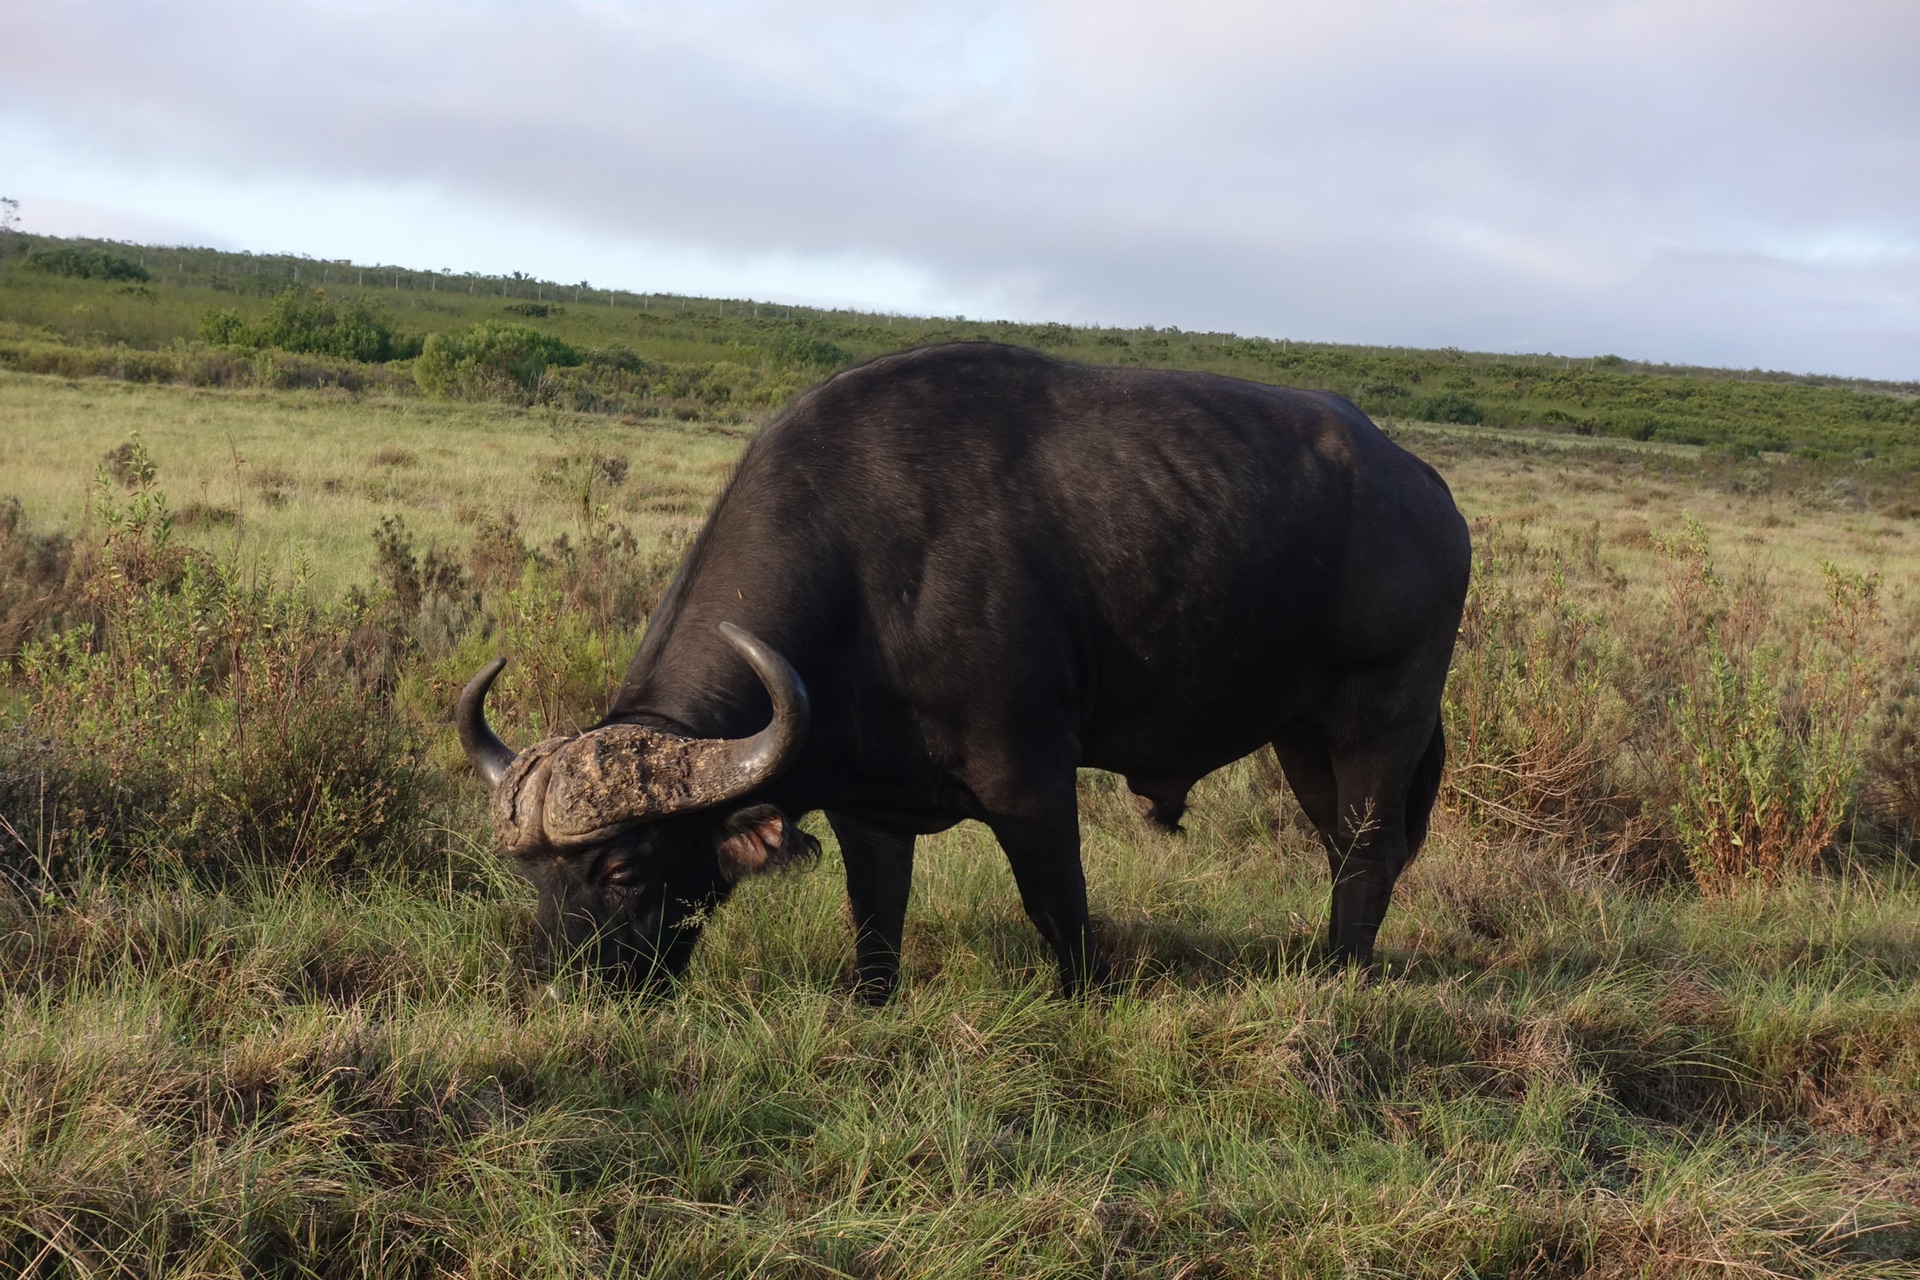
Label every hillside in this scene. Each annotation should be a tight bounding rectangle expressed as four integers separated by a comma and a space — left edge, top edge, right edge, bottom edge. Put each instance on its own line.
3, 230, 1918, 463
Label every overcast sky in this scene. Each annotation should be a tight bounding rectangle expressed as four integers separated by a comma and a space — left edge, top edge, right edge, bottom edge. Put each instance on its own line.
3, 0, 1916, 378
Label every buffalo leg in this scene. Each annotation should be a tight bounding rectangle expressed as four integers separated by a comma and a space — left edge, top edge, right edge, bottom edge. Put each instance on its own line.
1276, 717, 1425, 968
1271, 726, 1340, 847
987, 808, 1111, 997
826, 811, 916, 1005
1322, 713, 1442, 967
1273, 726, 1369, 964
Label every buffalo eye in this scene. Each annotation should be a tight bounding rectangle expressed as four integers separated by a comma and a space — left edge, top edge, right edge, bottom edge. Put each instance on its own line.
599, 857, 643, 887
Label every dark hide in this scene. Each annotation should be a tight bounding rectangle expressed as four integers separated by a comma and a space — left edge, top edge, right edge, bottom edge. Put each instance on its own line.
506, 343, 1470, 999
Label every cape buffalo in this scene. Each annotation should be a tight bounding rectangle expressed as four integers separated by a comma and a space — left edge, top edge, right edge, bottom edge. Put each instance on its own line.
459, 342, 1470, 1000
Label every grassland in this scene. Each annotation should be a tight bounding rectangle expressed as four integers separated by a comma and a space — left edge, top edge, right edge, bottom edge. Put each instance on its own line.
4, 229, 1920, 462
3, 234, 1920, 1277
7, 804, 1919, 1278
0, 374, 744, 598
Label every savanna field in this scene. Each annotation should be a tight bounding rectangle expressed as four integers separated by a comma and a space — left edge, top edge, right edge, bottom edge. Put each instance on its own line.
2, 236, 1919, 1277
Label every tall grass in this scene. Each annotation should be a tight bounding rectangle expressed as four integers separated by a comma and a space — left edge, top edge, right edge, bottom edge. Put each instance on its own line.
2, 440, 423, 882
1443, 517, 1632, 849
1442, 502, 1908, 891
2, 369, 1918, 1276
2, 792, 1916, 1276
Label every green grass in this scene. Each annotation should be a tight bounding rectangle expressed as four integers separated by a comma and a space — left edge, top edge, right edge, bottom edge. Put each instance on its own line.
4, 237, 1920, 1275
4, 772, 1918, 1276
0, 372, 743, 597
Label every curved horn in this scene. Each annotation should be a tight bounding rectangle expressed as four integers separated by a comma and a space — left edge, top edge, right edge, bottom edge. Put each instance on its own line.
486, 628, 810, 854
713, 621, 811, 795
457, 658, 519, 786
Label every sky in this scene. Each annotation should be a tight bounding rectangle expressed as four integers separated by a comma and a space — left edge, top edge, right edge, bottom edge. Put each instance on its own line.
2, 0, 1917, 379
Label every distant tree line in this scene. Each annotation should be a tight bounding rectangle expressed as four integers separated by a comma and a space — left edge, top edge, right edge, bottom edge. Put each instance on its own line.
26, 245, 150, 283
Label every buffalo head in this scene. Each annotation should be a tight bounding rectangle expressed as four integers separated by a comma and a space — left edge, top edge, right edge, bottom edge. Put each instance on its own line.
458, 623, 817, 989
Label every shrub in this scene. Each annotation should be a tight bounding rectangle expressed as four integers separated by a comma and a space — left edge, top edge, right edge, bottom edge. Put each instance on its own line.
372, 516, 464, 615
1658, 521, 1881, 892
199, 307, 248, 346
1862, 676, 1920, 841
586, 343, 647, 373
24, 245, 149, 282
0, 329, 407, 391
414, 321, 582, 400
1356, 379, 1413, 416
0, 448, 424, 884
254, 285, 415, 362
100, 437, 158, 490
771, 330, 852, 370
1443, 518, 1631, 846
0, 496, 86, 670
1411, 392, 1484, 424
1429, 507, 1901, 884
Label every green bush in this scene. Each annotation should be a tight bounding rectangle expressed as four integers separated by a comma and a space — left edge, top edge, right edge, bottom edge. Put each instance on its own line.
198, 307, 248, 346
1411, 392, 1485, 424
253, 285, 415, 362
24, 245, 149, 282
414, 321, 582, 400
770, 328, 852, 370
0, 444, 424, 883
1659, 523, 1881, 892
586, 343, 648, 372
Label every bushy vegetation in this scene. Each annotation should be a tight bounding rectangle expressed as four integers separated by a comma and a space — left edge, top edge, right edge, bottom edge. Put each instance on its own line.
24, 244, 149, 282
2, 439, 423, 882
4, 231, 1920, 453
202, 285, 417, 362
1442, 500, 1905, 891
1, 289, 1918, 1273
1409, 390, 1484, 424
0, 318, 412, 392
414, 320, 582, 400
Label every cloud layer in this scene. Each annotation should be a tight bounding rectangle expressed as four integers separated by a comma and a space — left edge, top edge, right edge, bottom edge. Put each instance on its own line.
3, 0, 1916, 376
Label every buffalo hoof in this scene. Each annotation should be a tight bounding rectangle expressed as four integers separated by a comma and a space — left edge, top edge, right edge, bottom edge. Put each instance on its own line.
846, 969, 899, 1007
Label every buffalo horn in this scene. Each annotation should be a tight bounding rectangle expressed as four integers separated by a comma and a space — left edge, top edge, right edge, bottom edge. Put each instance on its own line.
710, 621, 811, 798
530, 624, 810, 835
457, 657, 519, 786
473, 627, 810, 853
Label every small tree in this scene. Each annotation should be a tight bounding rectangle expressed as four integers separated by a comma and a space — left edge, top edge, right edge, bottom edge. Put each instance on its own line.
253, 285, 413, 361
414, 321, 581, 400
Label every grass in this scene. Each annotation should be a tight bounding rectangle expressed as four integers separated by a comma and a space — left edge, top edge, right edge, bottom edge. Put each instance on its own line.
0, 373, 743, 597
4, 784, 1917, 1276
3, 245, 1920, 1273
7, 373, 1919, 603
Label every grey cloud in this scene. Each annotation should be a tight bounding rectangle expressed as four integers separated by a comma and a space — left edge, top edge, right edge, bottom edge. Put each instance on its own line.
2, 0, 1915, 375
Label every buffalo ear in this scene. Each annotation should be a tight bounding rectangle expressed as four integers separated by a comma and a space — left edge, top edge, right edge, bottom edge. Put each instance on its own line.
715, 804, 818, 880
